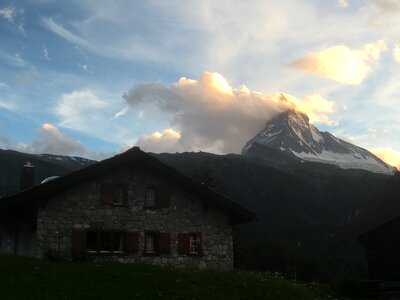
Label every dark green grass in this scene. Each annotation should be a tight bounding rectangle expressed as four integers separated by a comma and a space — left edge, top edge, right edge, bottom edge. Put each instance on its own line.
0, 254, 339, 300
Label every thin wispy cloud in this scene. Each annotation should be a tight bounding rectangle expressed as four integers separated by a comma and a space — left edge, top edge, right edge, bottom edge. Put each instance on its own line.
42, 45, 50, 60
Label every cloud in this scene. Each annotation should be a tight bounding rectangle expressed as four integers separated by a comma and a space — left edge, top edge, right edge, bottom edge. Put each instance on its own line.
0, 50, 26, 67
53, 89, 136, 146
124, 72, 336, 154
14, 67, 38, 85
290, 40, 387, 85
136, 129, 182, 153
337, 0, 349, 8
0, 7, 16, 22
42, 45, 50, 60
14, 123, 87, 156
367, 0, 400, 25
42, 18, 95, 52
393, 45, 400, 62
55, 89, 109, 131
370, 147, 400, 169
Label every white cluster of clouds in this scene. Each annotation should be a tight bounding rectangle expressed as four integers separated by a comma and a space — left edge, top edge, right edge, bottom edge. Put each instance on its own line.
0, 123, 87, 156
15, 123, 87, 155
125, 72, 336, 154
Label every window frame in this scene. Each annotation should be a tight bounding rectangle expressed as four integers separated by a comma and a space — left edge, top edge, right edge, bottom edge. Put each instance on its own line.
144, 187, 157, 209
101, 183, 128, 206
85, 231, 126, 254
188, 232, 203, 256
144, 231, 159, 256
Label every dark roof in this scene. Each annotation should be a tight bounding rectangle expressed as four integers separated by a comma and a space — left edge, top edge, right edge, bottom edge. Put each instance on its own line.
0, 147, 256, 224
358, 214, 400, 245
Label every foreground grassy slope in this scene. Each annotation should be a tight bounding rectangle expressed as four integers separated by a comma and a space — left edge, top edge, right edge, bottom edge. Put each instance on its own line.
0, 254, 337, 300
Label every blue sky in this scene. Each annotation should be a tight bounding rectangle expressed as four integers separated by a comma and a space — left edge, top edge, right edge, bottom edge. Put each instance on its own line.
0, 0, 400, 167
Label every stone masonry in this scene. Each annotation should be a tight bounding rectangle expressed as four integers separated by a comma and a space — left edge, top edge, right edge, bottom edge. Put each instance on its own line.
35, 166, 234, 270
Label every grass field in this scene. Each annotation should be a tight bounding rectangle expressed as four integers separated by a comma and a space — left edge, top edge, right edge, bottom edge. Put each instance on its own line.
0, 254, 340, 299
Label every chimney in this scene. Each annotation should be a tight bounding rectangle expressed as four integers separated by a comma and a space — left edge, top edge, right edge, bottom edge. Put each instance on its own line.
20, 162, 34, 191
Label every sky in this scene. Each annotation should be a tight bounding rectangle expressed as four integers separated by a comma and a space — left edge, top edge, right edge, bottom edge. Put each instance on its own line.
0, 0, 400, 168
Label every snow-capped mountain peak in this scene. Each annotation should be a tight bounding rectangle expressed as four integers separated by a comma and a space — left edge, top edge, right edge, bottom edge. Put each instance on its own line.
242, 109, 396, 175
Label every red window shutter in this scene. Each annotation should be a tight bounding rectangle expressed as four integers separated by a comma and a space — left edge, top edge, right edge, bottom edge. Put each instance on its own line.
156, 185, 170, 208
178, 233, 190, 254
158, 232, 170, 254
101, 183, 113, 204
126, 232, 139, 253
71, 231, 86, 254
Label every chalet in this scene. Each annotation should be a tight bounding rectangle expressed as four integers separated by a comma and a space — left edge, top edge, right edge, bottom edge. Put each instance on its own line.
0, 147, 255, 270
358, 215, 400, 280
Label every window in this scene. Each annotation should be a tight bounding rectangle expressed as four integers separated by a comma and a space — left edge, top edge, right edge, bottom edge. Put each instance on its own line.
178, 232, 202, 255
85, 231, 125, 253
114, 186, 125, 205
144, 186, 170, 209
189, 233, 201, 254
145, 232, 156, 253
145, 188, 156, 207
143, 232, 170, 255
101, 183, 127, 205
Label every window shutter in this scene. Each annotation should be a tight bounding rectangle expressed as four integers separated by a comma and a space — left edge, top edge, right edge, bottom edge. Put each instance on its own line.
158, 232, 170, 254
71, 231, 86, 254
178, 233, 190, 254
126, 232, 139, 253
101, 183, 113, 204
156, 185, 170, 208
198, 232, 203, 254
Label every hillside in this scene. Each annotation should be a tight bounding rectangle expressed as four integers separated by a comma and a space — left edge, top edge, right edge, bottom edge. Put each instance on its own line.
155, 152, 400, 280
0, 149, 94, 196
0, 254, 338, 300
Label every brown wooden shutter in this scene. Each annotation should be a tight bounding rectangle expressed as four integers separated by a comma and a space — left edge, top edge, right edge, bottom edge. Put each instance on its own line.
198, 232, 203, 254
126, 232, 139, 253
101, 183, 114, 204
158, 232, 170, 254
178, 233, 190, 254
71, 231, 86, 254
156, 184, 170, 208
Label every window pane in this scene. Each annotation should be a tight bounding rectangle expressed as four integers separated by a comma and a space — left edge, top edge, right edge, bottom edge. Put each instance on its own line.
145, 233, 155, 253
145, 188, 156, 207
114, 186, 124, 204
190, 234, 201, 254
99, 232, 112, 251
113, 232, 124, 252
87, 232, 98, 251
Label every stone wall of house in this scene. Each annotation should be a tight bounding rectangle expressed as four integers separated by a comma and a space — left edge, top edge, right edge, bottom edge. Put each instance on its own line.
35, 166, 234, 270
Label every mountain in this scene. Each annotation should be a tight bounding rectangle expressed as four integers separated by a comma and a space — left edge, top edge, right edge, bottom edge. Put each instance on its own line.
0, 149, 95, 196
242, 109, 396, 175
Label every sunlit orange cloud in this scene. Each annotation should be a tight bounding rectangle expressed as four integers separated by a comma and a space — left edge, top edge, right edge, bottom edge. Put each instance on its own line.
272, 93, 337, 125
393, 45, 400, 62
370, 148, 400, 170
126, 72, 337, 153
290, 40, 387, 85
135, 128, 182, 153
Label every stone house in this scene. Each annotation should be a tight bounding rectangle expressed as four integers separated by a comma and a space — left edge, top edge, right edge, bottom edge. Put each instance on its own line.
0, 147, 255, 270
